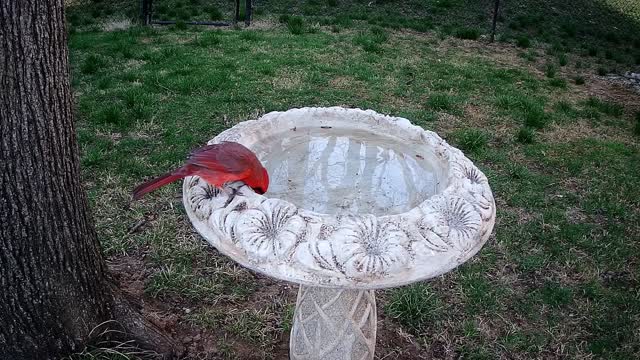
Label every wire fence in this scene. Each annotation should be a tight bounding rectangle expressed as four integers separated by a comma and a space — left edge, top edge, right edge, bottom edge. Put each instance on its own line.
493, 0, 640, 66
140, 0, 252, 26
494, 0, 640, 43
66, 0, 640, 66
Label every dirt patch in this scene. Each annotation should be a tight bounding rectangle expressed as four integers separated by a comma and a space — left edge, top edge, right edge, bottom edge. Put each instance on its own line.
124, 59, 147, 70
375, 318, 424, 359
576, 75, 640, 115
434, 113, 463, 135
272, 70, 303, 90
542, 119, 635, 145
328, 76, 372, 104
107, 247, 441, 359
329, 75, 357, 89
107, 251, 294, 359
101, 18, 132, 32
245, 19, 280, 30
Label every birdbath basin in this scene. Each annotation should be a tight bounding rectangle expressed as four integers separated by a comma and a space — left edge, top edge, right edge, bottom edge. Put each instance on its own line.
183, 107, 495, 359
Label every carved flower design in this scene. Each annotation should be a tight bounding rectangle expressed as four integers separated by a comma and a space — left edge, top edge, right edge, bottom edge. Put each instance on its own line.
302, 237, 343, 274
449, 160, 494, 224
421, 196, 482, 253
411, 214, 451, 254
234, 199, 306, 261
181, 109, 497, 288
333, 215, 411, 278
459, 180, 494, 224
210, 207, 241, 243
186, 176, 228, 221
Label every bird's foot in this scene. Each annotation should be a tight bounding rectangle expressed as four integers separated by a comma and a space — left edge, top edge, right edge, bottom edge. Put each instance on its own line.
222, 181, 245, 207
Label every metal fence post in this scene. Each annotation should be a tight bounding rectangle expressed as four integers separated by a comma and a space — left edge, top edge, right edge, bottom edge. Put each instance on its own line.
490, 0, 500, 42
245, 0, 252, 26
234, 0, 241, 24
141, 0, 153, 25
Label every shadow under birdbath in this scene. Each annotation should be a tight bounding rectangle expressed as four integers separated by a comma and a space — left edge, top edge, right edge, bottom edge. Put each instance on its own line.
183, 107, 496, 359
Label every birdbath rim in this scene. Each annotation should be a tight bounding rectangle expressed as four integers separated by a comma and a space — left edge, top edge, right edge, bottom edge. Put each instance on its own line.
182, 107, 495, 289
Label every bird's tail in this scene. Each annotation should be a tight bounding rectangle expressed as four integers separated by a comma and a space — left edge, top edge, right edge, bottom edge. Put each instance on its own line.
132, 172, 185, 200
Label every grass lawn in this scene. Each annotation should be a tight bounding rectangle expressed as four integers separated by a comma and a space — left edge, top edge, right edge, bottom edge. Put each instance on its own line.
68, 2, 639, 359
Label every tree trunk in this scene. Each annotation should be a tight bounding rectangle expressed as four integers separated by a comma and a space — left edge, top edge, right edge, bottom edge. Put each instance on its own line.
0, 1, 179, 358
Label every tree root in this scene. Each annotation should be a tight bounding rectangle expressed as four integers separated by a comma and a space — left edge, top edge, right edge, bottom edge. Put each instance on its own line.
107, 285, 185, 359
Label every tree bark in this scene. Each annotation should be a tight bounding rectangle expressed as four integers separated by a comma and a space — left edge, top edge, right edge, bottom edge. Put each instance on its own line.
0, 1, 180, 359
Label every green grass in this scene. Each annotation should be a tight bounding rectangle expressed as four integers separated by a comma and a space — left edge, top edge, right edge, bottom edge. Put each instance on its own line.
207, 6, 223, 20
66, 12, 640, 359
426, 92, 463, 113
145, 263, 255, 302
521, 49, 537, 62
188, 307, 281, 349
516, 35, 531, 48
516, 127, 535, 144
81, 54, 106, 75
453, 27, 480, 40
187, 308, 226, 330
239, 30, 261, 41
285, 16, 305, 35
66, 0, 640, 69
385, 283, 443, 333
558, 53, 568, 66
353, 26, 388, 52
549, 78, 567, 88
452, 128, 489, 154
584, 97, 624, 117
545, 64, 557, 78
193, 31, 221, 47
227, 310, 276, 344
495, 93, 554, 128
541, 282, 573, 307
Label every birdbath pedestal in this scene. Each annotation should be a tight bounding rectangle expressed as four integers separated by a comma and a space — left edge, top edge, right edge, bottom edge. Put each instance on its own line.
183, 107, 496, 359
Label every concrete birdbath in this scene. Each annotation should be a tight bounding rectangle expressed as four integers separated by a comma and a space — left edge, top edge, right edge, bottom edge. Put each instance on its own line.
182, 107, 495, 359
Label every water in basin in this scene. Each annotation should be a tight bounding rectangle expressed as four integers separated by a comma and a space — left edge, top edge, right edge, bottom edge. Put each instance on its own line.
258, 127, 445, 215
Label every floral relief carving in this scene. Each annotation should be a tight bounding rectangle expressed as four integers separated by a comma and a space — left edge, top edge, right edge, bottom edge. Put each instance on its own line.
449, 159, 494, 223
422, 196, 482, 254
318, 224, 336, 240
234, 199, 307, 261
332, 216, 411, 278
411, 215, 452, 254
304, 239, 344, 274
187, 176, 227, 221
210, 207, 241, 243
463, 182, 494, 223
183, 107, 495, 288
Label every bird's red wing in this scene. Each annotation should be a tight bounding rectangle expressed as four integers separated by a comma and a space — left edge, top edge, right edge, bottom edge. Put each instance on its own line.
187, 142, 259, 175
194, 167, 252, 188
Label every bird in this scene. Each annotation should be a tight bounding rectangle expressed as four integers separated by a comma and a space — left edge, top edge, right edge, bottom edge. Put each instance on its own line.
132, 141, 269, 200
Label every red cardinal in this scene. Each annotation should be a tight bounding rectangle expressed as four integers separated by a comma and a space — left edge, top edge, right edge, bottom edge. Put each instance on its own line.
132, 141, 269, 200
